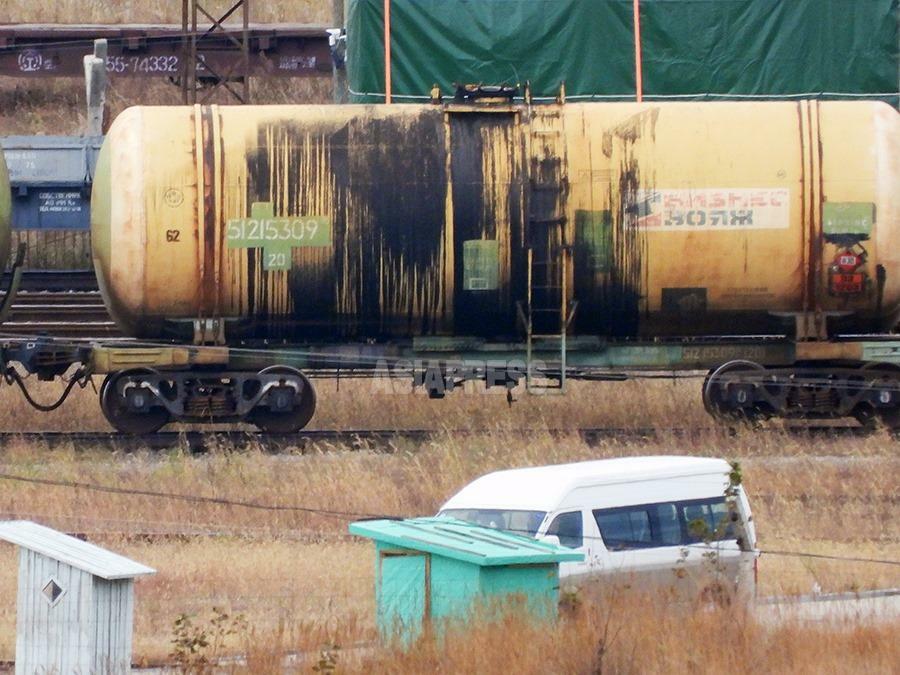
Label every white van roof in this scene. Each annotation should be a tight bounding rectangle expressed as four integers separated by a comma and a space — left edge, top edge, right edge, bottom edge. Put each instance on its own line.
440, 456, 733, 513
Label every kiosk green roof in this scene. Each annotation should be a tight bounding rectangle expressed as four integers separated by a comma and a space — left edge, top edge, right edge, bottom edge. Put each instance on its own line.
349, 517, 583, 566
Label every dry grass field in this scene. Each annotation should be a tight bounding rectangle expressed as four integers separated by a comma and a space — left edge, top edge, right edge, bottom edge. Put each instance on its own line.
0, 378, 898, 670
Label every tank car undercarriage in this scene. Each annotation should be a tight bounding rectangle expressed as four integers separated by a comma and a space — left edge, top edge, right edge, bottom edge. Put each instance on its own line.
97, 366, 317, 434
702, 360, 900, 428
2, 336, 900, 433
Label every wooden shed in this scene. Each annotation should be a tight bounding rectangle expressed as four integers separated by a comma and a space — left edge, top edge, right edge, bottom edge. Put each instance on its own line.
0, 520, 156, 674
349, 517, 583, 643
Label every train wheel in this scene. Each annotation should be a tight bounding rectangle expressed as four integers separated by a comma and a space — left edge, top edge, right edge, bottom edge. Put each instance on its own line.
248, 366, 317, 433
702, 360, 767, 423
860, 363, 900, 430
100, 370, 171, 434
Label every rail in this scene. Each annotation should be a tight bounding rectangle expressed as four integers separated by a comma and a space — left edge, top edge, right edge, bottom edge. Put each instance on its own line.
0, 425, 891, 453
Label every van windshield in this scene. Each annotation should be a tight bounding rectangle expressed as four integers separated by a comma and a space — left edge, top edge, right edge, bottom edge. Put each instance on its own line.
439, 509, 547, 537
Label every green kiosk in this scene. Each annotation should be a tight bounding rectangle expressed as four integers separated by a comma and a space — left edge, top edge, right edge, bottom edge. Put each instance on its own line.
349, 517, 583, 643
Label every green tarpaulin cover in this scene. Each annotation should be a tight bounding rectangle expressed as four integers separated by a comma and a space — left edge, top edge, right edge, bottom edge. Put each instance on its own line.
347, 0, 899, 105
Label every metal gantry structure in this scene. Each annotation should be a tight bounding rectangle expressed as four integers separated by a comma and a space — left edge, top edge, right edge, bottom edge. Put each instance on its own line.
181, 0, 251, 104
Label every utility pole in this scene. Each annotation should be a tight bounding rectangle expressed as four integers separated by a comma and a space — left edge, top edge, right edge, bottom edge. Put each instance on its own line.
633, 0, 643, 103
181, 0, 251, 104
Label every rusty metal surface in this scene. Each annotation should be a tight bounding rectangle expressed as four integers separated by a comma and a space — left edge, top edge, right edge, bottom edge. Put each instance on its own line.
0, 23, 331, 79
92, 101, 900, 342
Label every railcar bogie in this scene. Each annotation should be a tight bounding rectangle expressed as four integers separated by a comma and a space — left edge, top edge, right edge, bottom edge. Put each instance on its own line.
95, 365, 318, 433
701, 359, 900, 427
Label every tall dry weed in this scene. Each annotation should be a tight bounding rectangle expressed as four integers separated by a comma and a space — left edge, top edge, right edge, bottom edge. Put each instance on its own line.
239, 591, 900, 675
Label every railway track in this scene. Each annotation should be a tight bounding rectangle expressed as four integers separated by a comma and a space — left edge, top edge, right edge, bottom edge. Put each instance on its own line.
2, 269, 99, 292
3, 290, 121, 337
0, 428, 664, 452
0, 270, 121, 337
0, 424, 891, 453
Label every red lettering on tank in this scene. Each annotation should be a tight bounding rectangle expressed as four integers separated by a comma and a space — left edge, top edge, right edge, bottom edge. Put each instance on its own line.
750, 192, 767, 207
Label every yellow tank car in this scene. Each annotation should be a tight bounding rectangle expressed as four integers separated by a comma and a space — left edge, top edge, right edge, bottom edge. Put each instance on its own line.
92, 101, 899, 341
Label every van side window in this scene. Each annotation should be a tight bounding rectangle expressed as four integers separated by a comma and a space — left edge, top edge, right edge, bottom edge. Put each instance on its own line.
594, 497, 735, 551
681, 498, 734, 543
594, 508, 652, 549
547, 511, 583, 549
654, 503, 681, 545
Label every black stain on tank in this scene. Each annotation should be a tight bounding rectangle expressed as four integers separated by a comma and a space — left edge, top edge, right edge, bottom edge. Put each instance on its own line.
574, 111, 652, 337
605, 157, 647, 337
243, 110, 449, 339
449, 113, 520, 337
344, 111, 448, 337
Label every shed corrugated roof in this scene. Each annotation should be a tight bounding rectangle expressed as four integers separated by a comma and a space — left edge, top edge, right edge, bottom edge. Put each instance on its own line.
349, 517, 584, 566
0, 521, 156, 580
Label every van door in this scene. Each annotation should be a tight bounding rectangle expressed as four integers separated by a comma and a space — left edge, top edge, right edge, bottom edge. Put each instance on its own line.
591, 498, 749, 598
592, 503, 685, 592
543, 510, 592, 580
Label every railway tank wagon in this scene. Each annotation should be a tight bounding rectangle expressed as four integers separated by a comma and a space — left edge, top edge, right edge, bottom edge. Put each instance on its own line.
84, 99, 899, 432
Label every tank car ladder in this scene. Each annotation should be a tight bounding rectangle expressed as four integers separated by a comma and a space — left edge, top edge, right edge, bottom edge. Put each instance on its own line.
523, 99, 572, 394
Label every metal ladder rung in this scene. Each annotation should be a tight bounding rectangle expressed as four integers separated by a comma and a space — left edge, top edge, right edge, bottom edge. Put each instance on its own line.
525, 110, 568, 396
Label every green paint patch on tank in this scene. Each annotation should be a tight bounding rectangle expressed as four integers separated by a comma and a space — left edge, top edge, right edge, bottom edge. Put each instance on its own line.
225, 201, 332, 271
0, 151, 11, 269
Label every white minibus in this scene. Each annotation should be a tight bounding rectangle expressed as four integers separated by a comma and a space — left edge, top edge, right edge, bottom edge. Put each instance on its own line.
438, 456, 758, 597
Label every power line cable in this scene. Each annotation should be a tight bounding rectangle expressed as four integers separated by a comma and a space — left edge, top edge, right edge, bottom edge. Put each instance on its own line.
1, 470, 898, 567
0, 470, 395, 521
